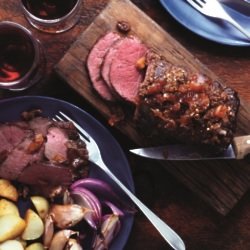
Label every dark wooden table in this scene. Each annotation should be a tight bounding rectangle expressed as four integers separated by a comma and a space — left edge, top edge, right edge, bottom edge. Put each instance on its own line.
1, 1, 250, 249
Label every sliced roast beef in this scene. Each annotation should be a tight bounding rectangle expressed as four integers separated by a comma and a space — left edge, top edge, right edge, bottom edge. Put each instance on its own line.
45, 126, 69, 163
0, 135, 44, 180
53, 120, 79, 140
0, 110, 89, 195
0, 123, 31, 155
18, 162, 72, 187
108, 36, 148, 103
101, 39, 123, 90
0, 149, 32, 180
135, 51, 240, 151
87, 32, 121, 101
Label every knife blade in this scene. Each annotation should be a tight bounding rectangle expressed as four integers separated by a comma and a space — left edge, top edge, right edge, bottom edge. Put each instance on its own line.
129, 135, 250, 160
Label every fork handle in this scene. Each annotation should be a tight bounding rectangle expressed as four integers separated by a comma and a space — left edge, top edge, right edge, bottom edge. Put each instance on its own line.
220, 10, 250, 40
97, 160, 185, 250
227, 17, 250, 40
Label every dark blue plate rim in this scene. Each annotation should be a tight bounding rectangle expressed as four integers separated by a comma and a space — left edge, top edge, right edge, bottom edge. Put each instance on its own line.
0, 95, 134, 250
159, 0, 250, 46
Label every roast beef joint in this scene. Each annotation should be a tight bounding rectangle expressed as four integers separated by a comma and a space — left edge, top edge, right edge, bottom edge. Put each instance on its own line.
134, 51, 240, 152
86, 25, 240, 152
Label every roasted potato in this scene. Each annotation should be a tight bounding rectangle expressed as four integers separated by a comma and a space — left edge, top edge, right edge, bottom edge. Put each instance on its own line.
25, 242, 44, 250
0, 179, 18, 202
30, 196, 49, 220
0, 214, 26, 242
22, 209, 44, 241
0, 199, 19, 217
0, 239, 24, 250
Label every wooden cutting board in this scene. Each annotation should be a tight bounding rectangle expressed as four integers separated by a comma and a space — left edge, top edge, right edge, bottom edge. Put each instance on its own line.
55, 0, 250, 215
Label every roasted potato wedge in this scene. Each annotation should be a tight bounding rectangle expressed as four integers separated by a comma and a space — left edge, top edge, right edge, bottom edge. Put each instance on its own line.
0, 179, 18, 202
0, 214, 26, 243
22, 209, 44, 241
25, 242, 44, 250
0, 199, 19, 217
0, 239, 24, 250
30, 196, 49, 220
16, 238, 27, 248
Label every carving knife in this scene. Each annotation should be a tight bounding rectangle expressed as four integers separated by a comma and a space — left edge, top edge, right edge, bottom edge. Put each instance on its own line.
129, 135, 250, 160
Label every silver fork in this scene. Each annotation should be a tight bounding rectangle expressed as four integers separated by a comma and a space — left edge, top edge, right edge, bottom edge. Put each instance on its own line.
54, 111, 185, 250
186, 0, 250, 40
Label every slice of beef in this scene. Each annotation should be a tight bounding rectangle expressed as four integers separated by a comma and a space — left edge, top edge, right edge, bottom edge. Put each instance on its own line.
87, 32, 121, 101
135, 51, 240, 151
0, 134, 44, 180
101, 38, 123, 90
53, 120, 79, 140
18, 162, 73, 187
0, 123, 30, 155
44, 126, 69, 163
108, 36, 148, 104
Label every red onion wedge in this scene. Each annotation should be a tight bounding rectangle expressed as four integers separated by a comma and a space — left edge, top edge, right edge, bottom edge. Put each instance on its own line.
70, 178, 135, 213
102, 200, 124, 217
70, 187, 102, 230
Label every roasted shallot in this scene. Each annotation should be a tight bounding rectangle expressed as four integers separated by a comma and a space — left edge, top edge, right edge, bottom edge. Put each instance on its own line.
70, 187, 102, 230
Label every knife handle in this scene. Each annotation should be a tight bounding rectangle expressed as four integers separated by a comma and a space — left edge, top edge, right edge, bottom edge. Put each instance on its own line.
233, 135, 250, 159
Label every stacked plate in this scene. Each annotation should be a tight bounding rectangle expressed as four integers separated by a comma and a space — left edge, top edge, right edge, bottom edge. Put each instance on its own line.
159, 0, 250, 46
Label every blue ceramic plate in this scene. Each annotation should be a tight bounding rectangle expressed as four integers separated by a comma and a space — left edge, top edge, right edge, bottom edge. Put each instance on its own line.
159, 0, 250, 46
0, 96, 134, 250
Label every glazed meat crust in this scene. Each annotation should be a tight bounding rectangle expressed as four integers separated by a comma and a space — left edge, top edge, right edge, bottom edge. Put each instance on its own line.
135, 51, 240, 151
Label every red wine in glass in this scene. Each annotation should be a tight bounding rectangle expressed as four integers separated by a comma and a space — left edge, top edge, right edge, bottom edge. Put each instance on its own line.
0, 21, 45, 91
0, 27, 35, 82
21, 0, 78, 20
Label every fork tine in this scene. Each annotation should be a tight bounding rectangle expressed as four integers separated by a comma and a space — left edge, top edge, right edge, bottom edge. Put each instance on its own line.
186, 0, 250, 39
186, 0, 203, 10
58, 111, 91, 142
194, 0, 205, 6
53, 113, 91, 148
53, 116, 62, 122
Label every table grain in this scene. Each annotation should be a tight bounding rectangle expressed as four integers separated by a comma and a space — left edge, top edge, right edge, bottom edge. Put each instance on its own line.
1, 1, 250, 249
